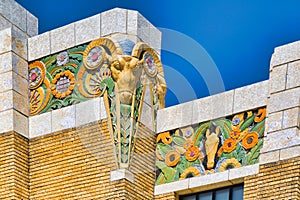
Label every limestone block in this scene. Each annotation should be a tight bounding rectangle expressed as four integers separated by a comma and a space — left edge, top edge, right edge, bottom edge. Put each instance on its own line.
268, 87, 300, 113
0, 109, 28, 137
0, 90, 13, 112
0, 28, 12, 53
110, 169, 134, 183
157, 101, 193, 133
149, 23, 162, 54
50, 23, 75, 54
233, 80, 268, 113
0, 15, 12, 31
101, 8, 127, 36
280, 145, 300, 160
52, 105, 76, 132
12, 90, 28, 116
189, 171, 229, 189
259, 150, 280, 164
12, 53, 28, 79
13, 109, 28, 138
265, 111, 282, 133
191, 96, 212, 125
261, 127, 300, 152
0, 0, 13, 24
137, 13, 150, 44
12, 72, 28, 97
11, 1, 27, 32
26, 11, 38, 37
228, 164, 259, 183
0, 109, 13, 134
29, 112, 52, 138
180, 101, 194, 128
269, 64, 287, 94
286, 60, 300, 89
154, 179, 189, 195
140, 102, 154, 131
271, 40, 300, 67
28, 31, 50, 61
0, 52, 12, 74
0, 90, 27, 116
0, 71, 12, 92
211, 90, 234, 120
11, 26, 28, 60
75, 98, 101, 127
127, 10, 138, 35
99, 97, 107, 119
282, 107, 299, 129
157, 107, 176, 133
75, 14, 101, 45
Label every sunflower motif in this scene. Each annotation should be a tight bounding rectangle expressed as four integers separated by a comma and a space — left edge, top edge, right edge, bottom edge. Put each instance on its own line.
222, 138, 237, 153
165, 150, 180, 167
157, 132, 172, 144
185, 146, 200, 161
51, 70, 75, 99
242, 132, 259, 149
219, 158, 241, 172
180, 167, 201, 180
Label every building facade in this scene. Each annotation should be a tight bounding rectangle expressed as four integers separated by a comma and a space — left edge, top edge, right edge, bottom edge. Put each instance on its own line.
0, 1, 299, 199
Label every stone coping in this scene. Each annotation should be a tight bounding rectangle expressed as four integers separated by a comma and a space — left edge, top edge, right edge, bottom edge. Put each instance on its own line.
28, 8, 161, 61
271, 39, 300, 67
157, 80, 269, 133
154, 164, 259, 196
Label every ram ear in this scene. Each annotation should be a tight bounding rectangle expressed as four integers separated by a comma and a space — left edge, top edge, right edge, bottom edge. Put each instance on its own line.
132, 42, 167, 109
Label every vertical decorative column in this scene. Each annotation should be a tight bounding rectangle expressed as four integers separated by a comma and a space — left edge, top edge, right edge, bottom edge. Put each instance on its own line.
260, 41, 300, 163
93, 8, 164, 183
0, 0, 38, 199
246, 41, 300, 199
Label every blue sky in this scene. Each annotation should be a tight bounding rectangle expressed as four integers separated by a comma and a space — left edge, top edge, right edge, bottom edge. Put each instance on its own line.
16, 0, 300, 107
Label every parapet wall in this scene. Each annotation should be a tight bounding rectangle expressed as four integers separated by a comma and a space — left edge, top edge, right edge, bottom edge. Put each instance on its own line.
0, 1, 299, 199
154, 39, 300, 199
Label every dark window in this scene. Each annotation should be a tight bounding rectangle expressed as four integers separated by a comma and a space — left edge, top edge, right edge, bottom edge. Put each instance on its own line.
180, 184, 243, 200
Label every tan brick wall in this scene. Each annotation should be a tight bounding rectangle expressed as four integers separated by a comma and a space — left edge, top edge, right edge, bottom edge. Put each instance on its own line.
155, 192, 177, 200
244, 157, 300, 200
0, 132, 29, 200
29, 120, 156, 199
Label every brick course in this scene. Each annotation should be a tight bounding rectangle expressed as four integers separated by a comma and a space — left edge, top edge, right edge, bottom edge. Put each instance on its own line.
0, 132, 29, 200
29, 120, 155, 199
244, 157, 300, 200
